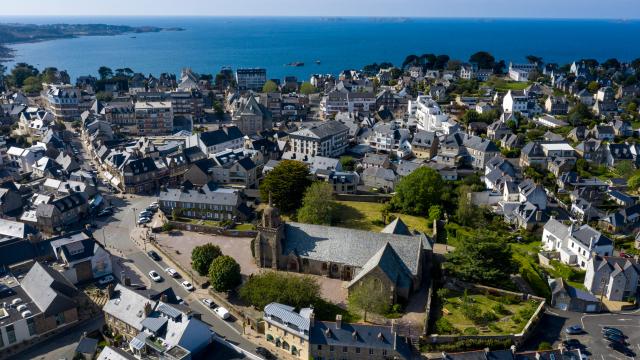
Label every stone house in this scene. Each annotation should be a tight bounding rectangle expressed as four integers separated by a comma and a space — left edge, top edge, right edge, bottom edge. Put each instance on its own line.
584, 255, 640, 302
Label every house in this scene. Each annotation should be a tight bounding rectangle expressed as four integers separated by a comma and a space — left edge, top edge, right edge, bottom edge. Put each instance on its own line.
605, 143, 634, 167
542, 218, 614, 269
550, 278, 599, 313
484, 157, 516, 190
590, 125, 615, 141
408, 95, 459, 135
236, 68, 267, 91
322, 171, 360, 194
575, 88, 594, 106
261, 303, 411, 360
518, 179, 547, 210
44, 84, 80, 122
134, 101, 174, 136
575, 139, 607, 165
411, 130, 439, 160
486, 120, 513, 141
35, 193, 88, 233
520, 141, 575, 169
7, 145, 46, 173
0, 186, 24, 216
288, 121, 349, 160
508, 68, 530, 82
362, 167, 397, 191
254, 205, 431, 303
366, 122, 411, 159
362, 153, 392, 169
18, 108, 55, 139
159, 186, 248, 222
532, 114, 568, 128
0, 262, 79, 352
103, 284, 157, 341
544, 96, 569, 115
612, 119, 633, 137
188, 127, 244, 156
210, 149, 259, 188
50, 232, 113, 284
584, 255, 640, 302
598, 204, 640, 233
503, 90, 541, 117
231, 93, 272, 135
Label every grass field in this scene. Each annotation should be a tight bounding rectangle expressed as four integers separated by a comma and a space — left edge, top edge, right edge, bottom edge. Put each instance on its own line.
481, 79, 531, 92
333, 200, 430, 233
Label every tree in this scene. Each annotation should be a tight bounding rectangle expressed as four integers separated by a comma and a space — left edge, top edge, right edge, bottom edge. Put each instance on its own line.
434, 55, 450, 70
348, 278, 391, 322
444, 230, 518, 286
614, 160, 637, 179
191, 243, 222, 276
455, 185, 481, 226
428, 205, 443, 222
10, 63, 39, 87
262, 80, 278, 93
22, 76, 42, 93
299, 82, 317, 95
602, 58, 620, 70
339, 156, 356, 171
259, 160, 311, 213
208, 255, 241, 292
297, 182, 335, 225
628, 173, 640, 191
239, 272, 320, 310
526, 55, 543, 64
587, 81, 600, 93
41, 67, 59, 84
95, 91, 113, 102
402, 54, 419, 69
469, 51, 495, 69
461, 110, 481, 124
98, 66, 113, 80
390, 167, 447, 216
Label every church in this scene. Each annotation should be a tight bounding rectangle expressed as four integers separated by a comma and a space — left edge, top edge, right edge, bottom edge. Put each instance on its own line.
254, 201, 432, 302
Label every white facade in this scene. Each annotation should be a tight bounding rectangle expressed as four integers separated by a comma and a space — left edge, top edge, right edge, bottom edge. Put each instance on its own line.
502, 90, 528, 114
408, 95, 459, 135
509, 68, 530, 82
542, 219, 614, 270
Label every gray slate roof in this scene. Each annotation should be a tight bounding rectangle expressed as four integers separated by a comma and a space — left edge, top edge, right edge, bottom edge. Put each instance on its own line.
20, 262, 78, 316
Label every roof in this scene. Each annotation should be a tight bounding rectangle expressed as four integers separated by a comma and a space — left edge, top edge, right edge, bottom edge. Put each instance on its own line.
543, 218, 569, 239
159, 188, 240, 207
347, 242, 414, 290
75, 336, 99, 354
552, 278, 598, 302
283, 222, 424, 276
291, 121, 349, 140
0, 218, 37, 241
310, 321, 411, 359
20, 262, 78, 316
97, 346, 137, 360
102, 284, 157, 331
264, 302, 310, 338
199, 127, 244, 147
381, 218, 412, 236
571, 224, 613, 248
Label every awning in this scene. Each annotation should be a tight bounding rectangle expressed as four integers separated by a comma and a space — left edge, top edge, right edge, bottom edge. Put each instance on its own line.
129, 332, 148, 350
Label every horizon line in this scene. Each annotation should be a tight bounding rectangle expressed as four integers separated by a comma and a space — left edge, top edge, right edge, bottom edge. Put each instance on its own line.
0, 15, 639, 21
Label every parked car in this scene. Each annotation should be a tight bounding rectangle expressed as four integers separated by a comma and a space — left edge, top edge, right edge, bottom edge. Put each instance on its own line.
149, 270, 162, 282
139, 211, 153, 218
147, 250, 161, 261
181, 281, 194, 291
97, 275, 115, 285
202, 298, 215, 308
603, 328, 626, 338
562, 339, 581, 349
146, 206, 158, 213
603, 333, 627, 345
565, 325, 583, 335
602, 327, 624, 336
165, 268, 179, 278
149, 202, 159, 210
176, 296, 186, 305
214, 306, 230, 320
608, 342, 635, 356
256, 347, 276, 360
138, 217, 151, 225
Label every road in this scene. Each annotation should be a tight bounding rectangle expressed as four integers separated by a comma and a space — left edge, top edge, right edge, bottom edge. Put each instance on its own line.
73, 133, 261, 357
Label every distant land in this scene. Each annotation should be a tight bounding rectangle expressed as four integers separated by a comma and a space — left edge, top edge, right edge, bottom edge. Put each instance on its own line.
0, 23, 182, 60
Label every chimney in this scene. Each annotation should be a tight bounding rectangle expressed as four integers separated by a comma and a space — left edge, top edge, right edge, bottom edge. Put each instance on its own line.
309, 311, 315, 327
391, 319, 398, 334
535, 210, 542, 222
335, 314, 342, 329
106, 283, 115, 299
124, 276, 131, 286
160, 294, 168, 303
143, 302, 153, 316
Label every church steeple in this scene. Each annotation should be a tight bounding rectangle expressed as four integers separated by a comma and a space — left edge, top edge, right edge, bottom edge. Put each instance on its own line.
262, 192, 281, 228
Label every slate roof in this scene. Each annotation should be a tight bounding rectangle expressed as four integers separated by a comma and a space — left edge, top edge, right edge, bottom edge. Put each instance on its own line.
347, 243, 413, 290
396, 161, 422, 177
20, 262, 78, 316
552, 278, 598, 302
159, 187, 240, 207
291, 121, 349, 140
125, 157, 158, 175
264, 302, 310, 338
363, 153, 389, 166
310, 321, 411, 359
102, 284, 157, 331
543, 218, 570, 239
411, 130, 437, 147
571, 224, 613, 247
283, 222, 423, 276
199, 127, 244, 147
0, 218, 37, 241
381, 218, 412, 236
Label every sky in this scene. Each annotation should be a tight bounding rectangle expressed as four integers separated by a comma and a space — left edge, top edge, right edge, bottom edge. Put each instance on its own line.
1, 0, 639, 19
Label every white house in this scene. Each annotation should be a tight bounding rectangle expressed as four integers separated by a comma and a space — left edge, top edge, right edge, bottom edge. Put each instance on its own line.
408, 95, 459, 135
584, 255, 640, 302
542, 218, 614, 270
502, 90, 528, 114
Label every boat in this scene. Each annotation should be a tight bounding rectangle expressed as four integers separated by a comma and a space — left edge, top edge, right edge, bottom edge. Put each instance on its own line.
315, 60, 321, 64
286, 62, 305, 67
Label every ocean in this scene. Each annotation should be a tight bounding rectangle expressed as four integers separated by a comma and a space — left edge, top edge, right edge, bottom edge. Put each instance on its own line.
2, 16, 640, 81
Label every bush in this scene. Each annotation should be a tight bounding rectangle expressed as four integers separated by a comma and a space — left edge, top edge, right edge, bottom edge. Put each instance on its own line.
437, 288, 450, 302
208, 255, 241, 292
463, 327, 479, 335
492, 303, 510, 315
434, 317, 458, 334
538, 341, 552, 350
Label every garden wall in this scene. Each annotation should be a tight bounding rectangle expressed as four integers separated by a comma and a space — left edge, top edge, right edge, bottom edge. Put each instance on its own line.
334, 193, 392, 203
164, 221, 257, 237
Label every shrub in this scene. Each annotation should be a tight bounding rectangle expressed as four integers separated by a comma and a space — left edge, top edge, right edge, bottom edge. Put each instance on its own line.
538, 341, 552, 350
463, 327, 479, 335
437, 288, 450, 302
435, 317, 458, 334
208, 255, 242, 292
488, 323, 502, 333
492, 303, 510, 315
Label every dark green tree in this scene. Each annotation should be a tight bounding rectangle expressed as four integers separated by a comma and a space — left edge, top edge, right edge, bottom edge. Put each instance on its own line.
262, 80, 278, 93
10, 63, 39, 87
98, 66, 113, 80
191, 243, 222, 276
339, 156, 356, 171
299, 82, 317, 95
469, 51, 495, 69
259, 160, 311, 213
402, 54, 419, 69
390, 167, 447, 216
526, 55, 543, 64
239, 272, 320, 310
348, 278, 391, 322
208, 255, 241, 292
444, 231, 518, 285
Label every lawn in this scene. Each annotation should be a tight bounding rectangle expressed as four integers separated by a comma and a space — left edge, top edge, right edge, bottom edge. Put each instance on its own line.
234, 223, 255, 231
435, 289, 542, 336
481, 79, 531, 92
174, 217, 222, 227
333, 201, 430, 233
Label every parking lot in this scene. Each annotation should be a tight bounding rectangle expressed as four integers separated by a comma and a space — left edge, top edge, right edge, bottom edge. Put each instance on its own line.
554, 309, 640, 359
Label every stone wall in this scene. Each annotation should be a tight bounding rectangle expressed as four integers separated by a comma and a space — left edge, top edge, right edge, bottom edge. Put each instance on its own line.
165, 221, 257, 237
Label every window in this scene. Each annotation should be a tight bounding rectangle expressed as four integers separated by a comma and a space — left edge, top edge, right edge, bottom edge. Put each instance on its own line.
27, 317, 36, 336
382, 350, 388, 356
356, 347, 360, 354
317, 345, 322, 350
6, 325, 15, 344
343, 346, 348, 353
369, 348, 374, 355
329, 345, 334, 352
55, 312, 65, 326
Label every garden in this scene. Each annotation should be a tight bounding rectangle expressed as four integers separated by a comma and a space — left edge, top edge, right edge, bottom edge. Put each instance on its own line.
433, 288, 542, 336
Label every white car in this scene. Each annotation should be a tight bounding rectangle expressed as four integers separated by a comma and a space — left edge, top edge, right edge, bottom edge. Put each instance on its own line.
214, 306, 230, 320
181, 281, 194, 291
148, 270, 162, 282
138, 217, 151, 225
165, 268, 178, 278
97, 275, 115, 285
202, 298, 215, 308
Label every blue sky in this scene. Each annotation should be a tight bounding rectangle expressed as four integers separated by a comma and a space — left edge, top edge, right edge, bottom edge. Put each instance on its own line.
2, 0, 639, 19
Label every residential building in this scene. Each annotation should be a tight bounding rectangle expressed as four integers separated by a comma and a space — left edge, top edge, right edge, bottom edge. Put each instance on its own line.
545, 96, 569, 115
35, 193, 88, 233
231, 93, 272, 135
50, 232, 113, 284
585, 255, 640, 302
411, 130, 439, 160
289, 121, 349, 160
366, 122, 411, 158
236, 68, 267, 91
93, 101, 136, 134
44, 84, 80, 122
320, 90, 376, 117
550, 278, 600, 313
135, 101, 174, 136
408, 95, 459, 135
188, 127, 244, 156
159, 186, 248, 222
542, 218, 614, 269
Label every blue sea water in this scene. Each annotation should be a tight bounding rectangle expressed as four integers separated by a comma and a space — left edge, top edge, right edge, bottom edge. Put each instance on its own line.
2, 16, 639, 81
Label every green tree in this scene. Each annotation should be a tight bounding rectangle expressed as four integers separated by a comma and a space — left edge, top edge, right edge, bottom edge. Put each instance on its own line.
262, 80, 279, 93
98, 66, 113, 80
22, 76, 42, 93
191, 243, 222, 276
627, 102, 638, 114
299, 82, 317, 95
461, 110, 481, 124
444, 231, 518, 286
339, 156, 356, 171
96, 91, 113, 102
469, 51, 495, 69
587, 81, 600, 93
297, 182, 335, 225
614, 160, 636, 179
347, 278, 391, 322
10, 63, 39, 87
390, 167, 446, 216
428, 205, 443, 222
208, 255, 241, 292
526, 55, 543, 64
259, 160, 311, 213
629, 174, 640, 191
455, 185, 481, 226
239, 272, 320, 310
